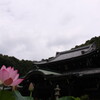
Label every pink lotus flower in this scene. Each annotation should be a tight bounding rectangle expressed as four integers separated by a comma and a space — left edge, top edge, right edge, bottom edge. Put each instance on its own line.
0, 65, 24, 86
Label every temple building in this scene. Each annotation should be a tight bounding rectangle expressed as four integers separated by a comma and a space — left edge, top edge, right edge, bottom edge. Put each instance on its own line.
21, 43, 100, 100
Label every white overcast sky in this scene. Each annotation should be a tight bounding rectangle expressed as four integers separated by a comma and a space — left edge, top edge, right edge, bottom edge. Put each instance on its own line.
0, 0, 100, 61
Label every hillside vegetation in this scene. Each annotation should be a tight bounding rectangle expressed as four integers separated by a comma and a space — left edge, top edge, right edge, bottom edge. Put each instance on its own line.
0, 55, 35, 76
73, 36, 100, 49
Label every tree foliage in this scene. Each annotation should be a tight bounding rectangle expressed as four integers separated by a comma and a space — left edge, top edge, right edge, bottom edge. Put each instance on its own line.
73, 36, 100, 49
0, 54, 35, 76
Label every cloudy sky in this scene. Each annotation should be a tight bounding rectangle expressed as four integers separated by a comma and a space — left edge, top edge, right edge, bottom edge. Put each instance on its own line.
0, 0, 100, 61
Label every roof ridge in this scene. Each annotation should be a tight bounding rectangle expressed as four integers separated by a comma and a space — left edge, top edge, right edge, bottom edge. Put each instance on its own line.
56, 44, 92, 56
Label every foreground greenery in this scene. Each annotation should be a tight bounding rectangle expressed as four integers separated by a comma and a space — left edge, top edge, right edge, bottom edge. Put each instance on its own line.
58, 95, 89, 100
0, 90, 33, 100
0, 90, 88, 100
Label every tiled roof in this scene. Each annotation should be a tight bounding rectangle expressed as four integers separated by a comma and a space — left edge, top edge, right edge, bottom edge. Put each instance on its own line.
64, 68, 100, 77
35, 43, 96, 64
